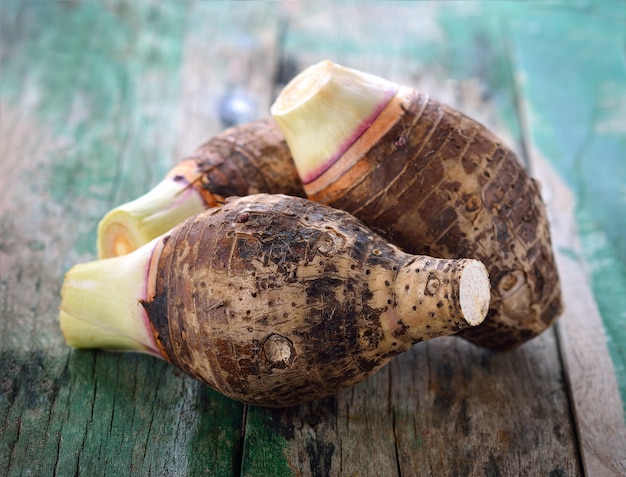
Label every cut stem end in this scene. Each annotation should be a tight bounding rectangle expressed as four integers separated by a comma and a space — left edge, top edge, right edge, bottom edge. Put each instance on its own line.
460, 260, 491, 327
97, 175, 206, 259
60, 239, 162, 357
271, 60, 398, 185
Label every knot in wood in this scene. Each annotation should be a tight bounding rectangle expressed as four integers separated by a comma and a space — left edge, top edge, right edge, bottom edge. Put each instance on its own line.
262, 334, 295, 370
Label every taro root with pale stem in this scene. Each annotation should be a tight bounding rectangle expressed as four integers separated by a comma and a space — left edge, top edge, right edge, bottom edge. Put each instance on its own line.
271, 60, 562, 351
97, 118, 303, 258
60, 194, 490, 407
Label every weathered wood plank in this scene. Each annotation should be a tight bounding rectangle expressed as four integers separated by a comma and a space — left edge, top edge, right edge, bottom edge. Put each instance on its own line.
505, 3, 626, 413
538, 160, 626, 476
243, 335, 582, 476
177, 1, 284, 156
511, 77, 626, 474
0, 2, 260, 475
507, 6, 626, 474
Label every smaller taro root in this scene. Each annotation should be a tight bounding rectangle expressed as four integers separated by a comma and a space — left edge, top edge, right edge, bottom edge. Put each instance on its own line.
97, 118, 303, 258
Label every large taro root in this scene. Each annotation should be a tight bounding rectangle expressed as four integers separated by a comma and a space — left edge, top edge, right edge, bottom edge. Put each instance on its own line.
60, 194, 490, 407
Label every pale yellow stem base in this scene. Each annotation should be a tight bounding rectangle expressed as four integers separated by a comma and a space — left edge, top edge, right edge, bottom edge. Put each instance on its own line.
60, 238, 161, 356
97, 177, 205, 258
271, 60, 398, 184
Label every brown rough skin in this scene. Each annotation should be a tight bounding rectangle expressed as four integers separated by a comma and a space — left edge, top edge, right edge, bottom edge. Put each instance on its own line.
168, 118, 304, 206
308, 89, 562, 351
142, 194, 488, 407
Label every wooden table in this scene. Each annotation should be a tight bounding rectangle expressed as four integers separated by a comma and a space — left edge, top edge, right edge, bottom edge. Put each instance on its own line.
2, 2, 625, 475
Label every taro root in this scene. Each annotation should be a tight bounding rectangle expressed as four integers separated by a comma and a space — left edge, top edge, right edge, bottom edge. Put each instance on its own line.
271, 60, 562, 350
60, 194, 490, 407
97, 118, 303, 258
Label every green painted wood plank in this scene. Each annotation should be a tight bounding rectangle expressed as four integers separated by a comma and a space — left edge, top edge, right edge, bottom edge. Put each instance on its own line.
240, 406, 295, 477
0, 2, 247, 475
505, 2, 626, 417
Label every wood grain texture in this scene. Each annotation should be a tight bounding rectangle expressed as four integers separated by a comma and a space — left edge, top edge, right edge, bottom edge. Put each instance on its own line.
0, 3, 246, 475
556, 228, 626, 477
521, 101, 626, 477
1, 1, 624, 476
507, 6, 626, 474
506, 4, 626, 414
245, 334, 580, 477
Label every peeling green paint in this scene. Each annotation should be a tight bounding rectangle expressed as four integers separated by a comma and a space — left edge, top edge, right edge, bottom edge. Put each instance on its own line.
506, 4, 626, 414
2, 2, 625, 475
1, 3, 244, 476
240, 407, 294, 477
188, 387, 245, 477
1, 1, 188, 255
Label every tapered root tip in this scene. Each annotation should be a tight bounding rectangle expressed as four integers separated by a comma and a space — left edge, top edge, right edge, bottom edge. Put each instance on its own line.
459, 260, 491, 326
